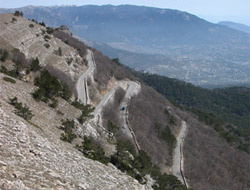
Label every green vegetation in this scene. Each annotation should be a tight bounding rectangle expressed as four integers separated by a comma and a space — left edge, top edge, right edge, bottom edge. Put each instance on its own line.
14, 11, 23, 16
46, 27, 54, 34
76, 136, 109, 164
54, 47, 62, 56
29, 24, 34, 28
44, 35, 50, 41
71, 101, 94, 123
33, 70, 62, 100
49, 98, 58, 108
11, 17, 17, 22
0, 48, 29, 79
138, 73, 250, 128
164, 109, 178, 126
66, 57, 73, 65
39, 22, 46, 27
3, 76, 16, 84
0, 65, 19, 78
107, 121, 119, 138
44, 43, 50, 49
0, 49, 8, 62
110, 140, 186, 189
60, 119, 77, 143
137, 72, 250, 153
9, 97, 33, 120
32, 69, 71, 102
30, 57, 41, 72
155, 123, 176, 153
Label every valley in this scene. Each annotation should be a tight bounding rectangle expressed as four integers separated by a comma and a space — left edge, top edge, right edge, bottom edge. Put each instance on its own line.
1, 5, 249, 86
0, 8, 249, 190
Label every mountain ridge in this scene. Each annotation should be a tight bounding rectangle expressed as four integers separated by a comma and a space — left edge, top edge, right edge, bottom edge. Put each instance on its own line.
218, 21, 250, 33
0, 12, 250, 190
1, 5, 249, 86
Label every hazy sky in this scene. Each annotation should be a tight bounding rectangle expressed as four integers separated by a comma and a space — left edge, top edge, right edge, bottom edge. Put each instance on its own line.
1, 0, 250, 25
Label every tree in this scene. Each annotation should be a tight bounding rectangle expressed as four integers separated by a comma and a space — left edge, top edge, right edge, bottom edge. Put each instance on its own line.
0, 49, 8, 62
60, 119, 76, 143
107, 121, 119, 139
30, 57, 41, 72
14, 11, 23, 16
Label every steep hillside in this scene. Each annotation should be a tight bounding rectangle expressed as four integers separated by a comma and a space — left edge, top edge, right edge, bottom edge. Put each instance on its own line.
1, 5, 249, 86
1, 13, 250, 190
1, 5, 247, 46
219, 21, 250, 33
0, 74, 150, 190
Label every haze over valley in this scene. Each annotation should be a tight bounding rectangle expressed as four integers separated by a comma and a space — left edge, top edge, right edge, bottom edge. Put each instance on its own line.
0, 2, 249, 190
1, 5, 249, 86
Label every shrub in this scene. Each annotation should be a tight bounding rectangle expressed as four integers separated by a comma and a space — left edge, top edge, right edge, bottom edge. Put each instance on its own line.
66, 57, 73, 65
39, 22, 46, 27
44, 43, 50, 49
49, 98, 58, 108
71, 100, 94, 123
30, 57, 41, 72
0, 49, 8, 62
60, 119, 76, 143
76, 136, 109, 164
14, 11, 23, 16
44, 35, 50, 41
29, 24, 34, 28
32, 69, 72, 102
3, 76, 16, 83
8, 97, 33, 120
53, 47, 62, 56
52, 30, 87, 57
156, 123, 176, 152
34, 70, 62, 99
46, 27, 54, 34
61, 82, 72, 101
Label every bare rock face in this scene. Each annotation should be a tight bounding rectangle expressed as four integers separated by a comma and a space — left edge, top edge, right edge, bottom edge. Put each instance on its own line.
0, 106, 151, 190
0, 13, 86, 82
58, 25, 73, 36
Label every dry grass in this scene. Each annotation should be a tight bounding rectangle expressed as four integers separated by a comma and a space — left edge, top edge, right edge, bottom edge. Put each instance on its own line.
129, 85, 181, 170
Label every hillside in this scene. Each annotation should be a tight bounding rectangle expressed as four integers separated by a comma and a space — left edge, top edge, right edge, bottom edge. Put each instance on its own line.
4, 5, 249, 86
219, 21, 250, 33
0, 13, 250, 190
1, 5, 247, 47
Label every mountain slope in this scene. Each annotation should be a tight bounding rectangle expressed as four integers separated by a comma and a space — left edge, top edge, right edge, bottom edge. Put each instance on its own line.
1, 5, 250, 86
0, 74, 150, 190
0, 13, 250, 190
219, 21, 250, 33
1, 5, 249, 47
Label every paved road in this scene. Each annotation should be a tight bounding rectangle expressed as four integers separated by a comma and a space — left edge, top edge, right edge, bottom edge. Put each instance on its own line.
77, 49, 141, 150
76, 49, 95, 105
119, 81, 141, 151
92, 81, 139, 121
172, 120, 188, 186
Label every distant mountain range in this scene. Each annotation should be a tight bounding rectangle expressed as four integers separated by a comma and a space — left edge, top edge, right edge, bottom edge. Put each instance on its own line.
1, 5, 249, 86
1, 5, 248, 47
218, 21, 250, 34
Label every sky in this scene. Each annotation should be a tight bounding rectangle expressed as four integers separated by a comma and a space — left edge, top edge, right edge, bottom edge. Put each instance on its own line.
1, 0, 250, 25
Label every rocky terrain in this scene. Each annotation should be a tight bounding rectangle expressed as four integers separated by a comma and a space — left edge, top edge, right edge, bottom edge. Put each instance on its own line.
1, 12, 249, 190
0, 13, 152, 189
0, 93, 150, 190
1, 5, 249, 86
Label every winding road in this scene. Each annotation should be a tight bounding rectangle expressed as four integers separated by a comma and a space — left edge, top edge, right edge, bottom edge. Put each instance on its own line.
172, 120, 188, 188
76, 49, 141, 148
119, 81, 141, 151
76, 49, 95, 105
77, 49, 188, 187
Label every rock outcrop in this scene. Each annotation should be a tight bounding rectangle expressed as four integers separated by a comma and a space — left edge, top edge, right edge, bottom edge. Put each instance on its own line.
0, 100, 151, 190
